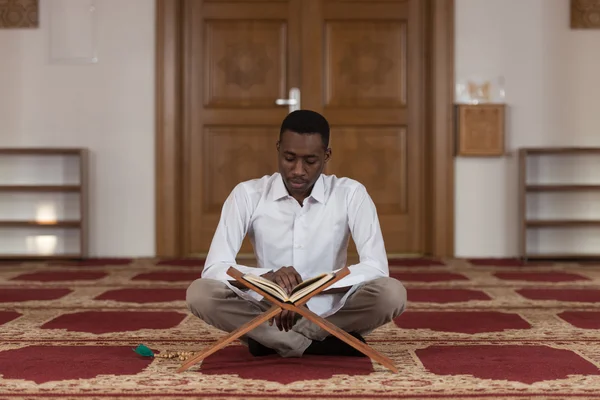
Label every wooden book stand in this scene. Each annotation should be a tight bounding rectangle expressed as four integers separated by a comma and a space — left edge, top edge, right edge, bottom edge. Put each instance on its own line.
177, 266, 398, 373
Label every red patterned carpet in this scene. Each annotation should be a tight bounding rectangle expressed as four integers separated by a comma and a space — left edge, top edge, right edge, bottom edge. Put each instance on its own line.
1, 257, 600, 399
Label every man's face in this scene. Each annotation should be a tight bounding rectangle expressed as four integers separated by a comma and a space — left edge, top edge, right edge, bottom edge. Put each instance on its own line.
277, 130, 331, 199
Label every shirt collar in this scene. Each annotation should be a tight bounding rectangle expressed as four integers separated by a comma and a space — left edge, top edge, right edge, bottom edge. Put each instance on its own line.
271, 173, 325, 204
271, 174, 290, 201
310, 175, 325, 203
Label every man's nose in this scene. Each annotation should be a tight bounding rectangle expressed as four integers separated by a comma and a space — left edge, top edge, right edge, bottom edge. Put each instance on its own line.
292, 160, 304, 175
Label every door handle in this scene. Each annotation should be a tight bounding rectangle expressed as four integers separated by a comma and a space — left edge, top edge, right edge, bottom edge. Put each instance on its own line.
276, 87, 301, 113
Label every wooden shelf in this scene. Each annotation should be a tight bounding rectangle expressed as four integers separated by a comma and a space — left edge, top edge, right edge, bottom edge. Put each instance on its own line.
0, 148, 83, 155
0, 254, 83, 261
0, 185, 81, 192
521, 147, 600, 155
519, 147, 600, 262
526, 184, 600, 192
0, 220, 81, 228
0, 148, 88, 260
526, 220, 600, 227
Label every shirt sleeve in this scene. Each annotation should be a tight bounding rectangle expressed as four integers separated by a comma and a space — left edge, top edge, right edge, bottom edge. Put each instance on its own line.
328, 184, 389, 288
201, 183, 273, 281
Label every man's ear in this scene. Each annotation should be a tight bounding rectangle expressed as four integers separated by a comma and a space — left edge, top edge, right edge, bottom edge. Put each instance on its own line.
276, 141, 280, 151
324, 148, 332, 163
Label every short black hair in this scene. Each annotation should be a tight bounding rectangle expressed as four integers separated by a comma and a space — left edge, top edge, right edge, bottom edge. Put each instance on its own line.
279, 109, 330, 148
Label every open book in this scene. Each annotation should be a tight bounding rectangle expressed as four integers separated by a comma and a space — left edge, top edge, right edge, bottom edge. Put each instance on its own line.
242, 272, 335, 304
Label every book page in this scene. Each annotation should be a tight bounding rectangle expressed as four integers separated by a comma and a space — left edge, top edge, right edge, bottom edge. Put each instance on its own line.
290, 273, 330, 295
289, 274, 335, 303
243, 274, 288, 301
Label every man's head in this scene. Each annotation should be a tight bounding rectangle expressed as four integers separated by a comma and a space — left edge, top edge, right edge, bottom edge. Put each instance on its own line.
276, 110, 332, 201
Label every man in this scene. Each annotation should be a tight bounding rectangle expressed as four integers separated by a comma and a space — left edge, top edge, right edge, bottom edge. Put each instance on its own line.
186, 109, 407, 358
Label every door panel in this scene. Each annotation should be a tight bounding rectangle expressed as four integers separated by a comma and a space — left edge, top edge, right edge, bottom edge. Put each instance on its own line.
202, 127, 278, 215
324, 21, 407, 108
326, 127, 408, 215
203, 20, 287, 108
183, 0, 425, 256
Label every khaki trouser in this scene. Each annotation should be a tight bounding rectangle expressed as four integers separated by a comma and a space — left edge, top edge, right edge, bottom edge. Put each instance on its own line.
186, 277, 407, 358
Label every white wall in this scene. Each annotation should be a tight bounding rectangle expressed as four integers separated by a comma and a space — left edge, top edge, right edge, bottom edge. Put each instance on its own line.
0, 0, 155, 257
454, 0, 600, 257
1, 0, 599, 257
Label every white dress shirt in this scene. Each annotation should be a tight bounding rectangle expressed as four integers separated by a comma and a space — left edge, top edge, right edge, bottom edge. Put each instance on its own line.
201, 172, 389, 317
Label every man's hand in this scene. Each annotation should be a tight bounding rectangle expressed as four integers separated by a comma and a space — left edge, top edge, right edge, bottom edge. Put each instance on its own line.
262, 266, 303, 295
261, 266, 303, 332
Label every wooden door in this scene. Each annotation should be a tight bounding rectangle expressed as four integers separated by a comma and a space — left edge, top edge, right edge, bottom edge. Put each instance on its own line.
302, 1, 425, 254
184, 0, 301, 254
183, 0, 426, 256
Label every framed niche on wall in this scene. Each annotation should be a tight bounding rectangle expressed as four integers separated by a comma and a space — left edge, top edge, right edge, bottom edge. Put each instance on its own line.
454, 76, 506, 157
49, 0, 98, 64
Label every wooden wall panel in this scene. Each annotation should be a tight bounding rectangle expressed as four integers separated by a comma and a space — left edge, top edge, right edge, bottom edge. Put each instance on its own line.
0, 0, 38, 28
571, 0, 600, 29
456, 104, 505, 157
